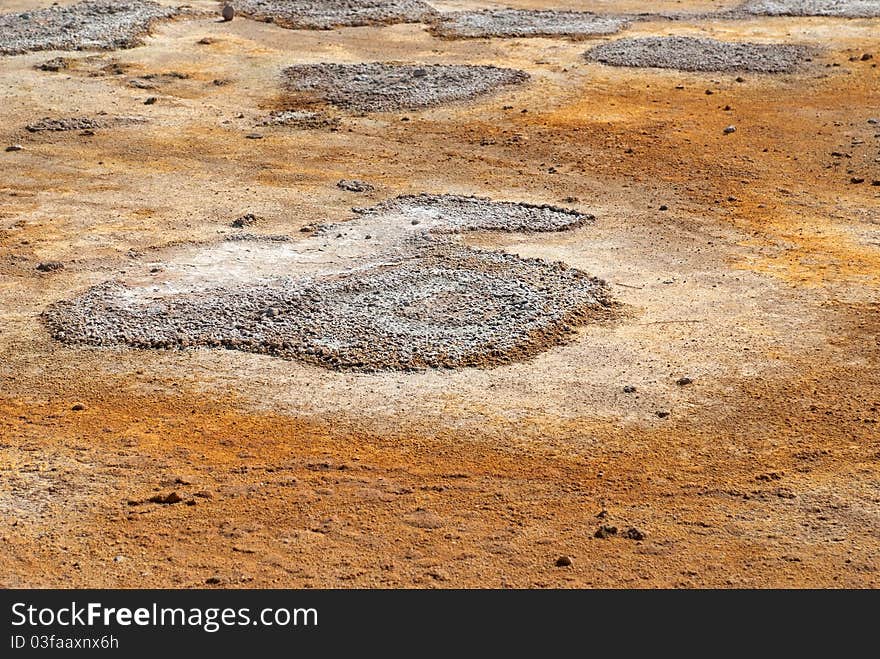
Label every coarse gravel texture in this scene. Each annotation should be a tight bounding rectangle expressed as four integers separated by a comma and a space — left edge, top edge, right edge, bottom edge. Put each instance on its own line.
0, 0, 180, 56
257, 109, 340, 129
25, 115, 145, 132
43, 194, 609, 371
282, 63, 529, 112
429, 9, 628, 40
584, 36, 814, 73
232, 0, 437, 30
741, 0, 880, 17
347, 194, 593, 234
42, 239, 613, 372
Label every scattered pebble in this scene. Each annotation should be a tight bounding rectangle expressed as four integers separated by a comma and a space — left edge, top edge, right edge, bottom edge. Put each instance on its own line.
555, 555, 573, 567
594, 525, 618, 539
623, 527, 646, 541
337, 179, 374, 193
676, 377, 693, 386
144, 97, 157, 105
37, 261, 64, 272
232, 213, 259, 228
5, 145, 24, 152
724, 125, 737, 134
222, 4, 235, 21
148, 492, 183, 505
623, 385, 637, 393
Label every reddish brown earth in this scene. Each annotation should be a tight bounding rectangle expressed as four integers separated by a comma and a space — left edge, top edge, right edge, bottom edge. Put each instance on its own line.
1, 1, 878, 587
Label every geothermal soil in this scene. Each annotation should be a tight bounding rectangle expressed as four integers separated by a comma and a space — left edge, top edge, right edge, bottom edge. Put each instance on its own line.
1, 0, 879, 588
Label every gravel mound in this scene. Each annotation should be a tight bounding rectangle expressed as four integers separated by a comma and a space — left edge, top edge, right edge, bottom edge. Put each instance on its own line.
282, 63, 529, 112
741, 0, 880, 17
429, 9, 628, 40
350, 194, 593, 234
0, 1, 179, 56
43, 240, 612, 371
584, 36, 813, 73
233, 0, 436, 30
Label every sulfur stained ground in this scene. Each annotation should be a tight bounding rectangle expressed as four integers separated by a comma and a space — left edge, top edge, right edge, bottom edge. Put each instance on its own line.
0, 0, 878, 587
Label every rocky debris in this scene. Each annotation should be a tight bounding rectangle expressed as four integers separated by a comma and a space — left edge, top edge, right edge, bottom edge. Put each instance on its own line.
585, 36, 813, 73
36, 57, 71, 72
5, 145, 24, 152
231, 213, 259, 228
594, 525, 618, 539
656, 410, 670, 419
71, 403, 86, 411
221, 4, 235, 21
258, 110, 340, 129
337, 179, 374, 193
348, 194, 592, 234
623, 527, 646, 541
676, 377, 693, 386
429, 9, 627, 40
44, 191, 613, 371
43, 238, 613, 371
741, 0, 880, 17
555, 555, 573, 567
36, 261, 64, 272
623, 385, 637, 393
27, 117, 104, 133
233, 0, 436, 30
245, 133, 264, 139
26, 116, 145, 133
147, 491, 183, 504
0, 1, 180, 56
282, 63, 529, 113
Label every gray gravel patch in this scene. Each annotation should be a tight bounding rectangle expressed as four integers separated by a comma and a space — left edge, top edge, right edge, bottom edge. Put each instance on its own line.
0, 0, 180, 56
43, 239, 611, 371
44, 195, 610, 371
282, 63, 529, 112
584, 36, 814, 73
429, 9, 628, 40
348, 194, 593, 234
25, 115, 145, 132
741, 0, 880, 17
233, 0, 436, 30
257, 109, 340, 129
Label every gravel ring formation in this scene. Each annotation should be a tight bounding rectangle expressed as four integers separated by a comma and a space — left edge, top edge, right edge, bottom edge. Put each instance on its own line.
282, 63, 529, 112
428, 9, 628, 40
740, 0, 880, 17
0, 0, 179, 56
584, 36, 814, 73
232, 0, 437, 30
